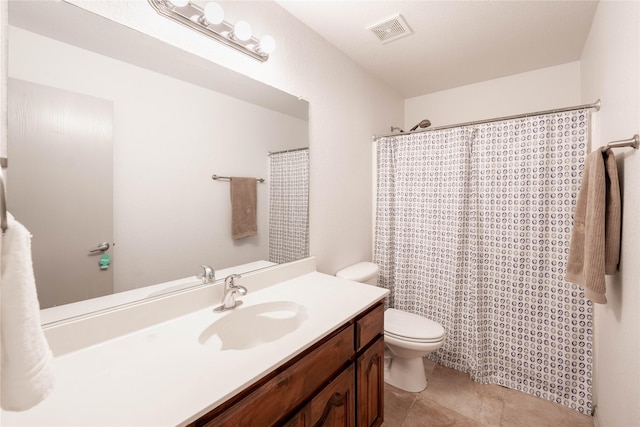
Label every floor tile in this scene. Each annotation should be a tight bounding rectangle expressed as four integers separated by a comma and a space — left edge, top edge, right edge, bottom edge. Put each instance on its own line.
382, 362, 595, 427
419, 365, 504, 426
401, 397, 484, 427
383, 384, 417, 426
499, 387, 593, 427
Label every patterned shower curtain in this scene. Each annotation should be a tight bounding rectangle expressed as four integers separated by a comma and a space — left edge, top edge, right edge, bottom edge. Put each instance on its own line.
268, 149, 309, 263
374, 110, 593, 414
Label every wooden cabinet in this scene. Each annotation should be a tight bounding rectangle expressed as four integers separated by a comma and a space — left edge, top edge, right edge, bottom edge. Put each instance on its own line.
355, 303, 384, 352
282, 410, 308, 427
308, 364, 356, 427
356, 338, 384, 427
285, 365, 356, 427
190, 302, 384, 427
192, 325, 354, 427
355, 303, 384, 427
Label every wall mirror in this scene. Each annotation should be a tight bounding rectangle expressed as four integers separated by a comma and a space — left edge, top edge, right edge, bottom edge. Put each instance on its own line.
6, 0, 310, 324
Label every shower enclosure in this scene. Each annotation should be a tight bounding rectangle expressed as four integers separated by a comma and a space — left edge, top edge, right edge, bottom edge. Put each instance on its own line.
374, 109, 593, 414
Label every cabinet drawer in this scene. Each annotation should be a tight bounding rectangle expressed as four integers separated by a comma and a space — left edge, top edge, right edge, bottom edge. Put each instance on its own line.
194, 324, 354, 427
355, 303, 384, 352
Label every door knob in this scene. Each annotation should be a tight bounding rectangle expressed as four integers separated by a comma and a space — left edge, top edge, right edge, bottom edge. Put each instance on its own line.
89, 242, 110, 253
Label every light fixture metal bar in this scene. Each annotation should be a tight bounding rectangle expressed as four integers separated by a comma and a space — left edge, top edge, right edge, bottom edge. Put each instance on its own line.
147, 0, 268, 62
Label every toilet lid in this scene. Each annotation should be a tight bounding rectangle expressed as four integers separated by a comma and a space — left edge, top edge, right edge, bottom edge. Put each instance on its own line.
384, 309, 445, 342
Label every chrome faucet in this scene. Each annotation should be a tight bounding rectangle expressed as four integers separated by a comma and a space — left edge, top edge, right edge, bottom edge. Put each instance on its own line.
197, 265, 215, 284
220, 274, 247, 310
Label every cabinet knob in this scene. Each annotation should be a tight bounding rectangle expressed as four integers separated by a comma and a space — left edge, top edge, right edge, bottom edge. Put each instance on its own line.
276, 377, 289, 388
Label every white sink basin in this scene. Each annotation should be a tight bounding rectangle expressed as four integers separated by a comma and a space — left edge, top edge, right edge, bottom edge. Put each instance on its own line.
198, 301, 308, 350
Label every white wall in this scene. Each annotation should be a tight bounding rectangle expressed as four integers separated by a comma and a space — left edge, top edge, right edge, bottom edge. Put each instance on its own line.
405, 62, 582, 130
64, 0, 404, 275
0, 1, 6, 161
9, 26, 308, 292
580, 1, 640, 426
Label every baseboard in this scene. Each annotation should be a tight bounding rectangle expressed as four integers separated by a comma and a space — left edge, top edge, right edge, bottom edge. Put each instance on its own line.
593, 406, 602, 427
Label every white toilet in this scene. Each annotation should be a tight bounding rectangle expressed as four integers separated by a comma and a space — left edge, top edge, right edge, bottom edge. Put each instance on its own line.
336, 262, 445, 392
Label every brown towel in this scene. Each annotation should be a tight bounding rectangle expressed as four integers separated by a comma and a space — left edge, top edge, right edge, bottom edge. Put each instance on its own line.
566, 147, 621, 303
230, 177, 257, 240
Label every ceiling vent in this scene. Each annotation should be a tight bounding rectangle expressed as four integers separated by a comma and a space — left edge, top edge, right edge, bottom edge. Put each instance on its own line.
367, 14, 413, 44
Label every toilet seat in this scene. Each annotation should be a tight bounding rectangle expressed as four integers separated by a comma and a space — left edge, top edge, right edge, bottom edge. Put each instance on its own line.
385, 331, 444, 344
384, 308, 445, 343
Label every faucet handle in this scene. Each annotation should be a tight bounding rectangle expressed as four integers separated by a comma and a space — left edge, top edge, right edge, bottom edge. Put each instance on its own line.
198, 265, 215, 284
216, 274, 247, 311
224, 274, 242, 288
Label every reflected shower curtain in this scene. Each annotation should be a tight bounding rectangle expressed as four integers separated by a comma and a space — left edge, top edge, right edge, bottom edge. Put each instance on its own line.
268, 149, 309, 263
374, 110, 593, 414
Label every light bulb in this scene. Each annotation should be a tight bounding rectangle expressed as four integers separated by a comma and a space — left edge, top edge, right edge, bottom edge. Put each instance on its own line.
167, 0, 189, 7
233, 21, 252, 41
203, 2, 224, 25
258, 35, 276, 54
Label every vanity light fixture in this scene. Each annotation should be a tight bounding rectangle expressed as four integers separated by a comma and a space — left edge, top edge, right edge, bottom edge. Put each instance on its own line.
148, 0, 276, 62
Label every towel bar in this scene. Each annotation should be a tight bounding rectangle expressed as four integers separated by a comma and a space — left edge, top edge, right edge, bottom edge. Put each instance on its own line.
212, 174, 265, 183
607, 134, 639, 150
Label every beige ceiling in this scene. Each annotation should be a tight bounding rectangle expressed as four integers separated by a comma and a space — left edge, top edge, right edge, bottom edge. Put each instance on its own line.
275, 0, 599, 99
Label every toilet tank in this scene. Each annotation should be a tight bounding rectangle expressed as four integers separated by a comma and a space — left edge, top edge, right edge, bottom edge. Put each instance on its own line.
336, 262, 380, 286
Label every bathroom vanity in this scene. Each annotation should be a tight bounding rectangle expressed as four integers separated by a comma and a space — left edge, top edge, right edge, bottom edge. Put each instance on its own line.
1, 258, 388, 426
193, 302, 384, 426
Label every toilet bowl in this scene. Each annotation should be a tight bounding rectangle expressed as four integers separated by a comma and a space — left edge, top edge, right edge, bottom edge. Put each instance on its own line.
383, 308, 444, 392
336, 262, 445, 393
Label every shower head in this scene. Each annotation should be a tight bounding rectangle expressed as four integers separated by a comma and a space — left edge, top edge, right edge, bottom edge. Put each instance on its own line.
409, 119, 431, 132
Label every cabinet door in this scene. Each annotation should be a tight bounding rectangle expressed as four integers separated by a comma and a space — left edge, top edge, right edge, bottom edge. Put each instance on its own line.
356, 337, 384, 427
283, 407, 309, 427
309, 364, 355, 427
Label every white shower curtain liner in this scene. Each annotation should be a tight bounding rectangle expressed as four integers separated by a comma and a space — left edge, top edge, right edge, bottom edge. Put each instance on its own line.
374, 110, 593, 414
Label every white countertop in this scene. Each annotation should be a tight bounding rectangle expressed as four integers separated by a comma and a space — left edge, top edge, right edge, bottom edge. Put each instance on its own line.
2, 270, 388, 426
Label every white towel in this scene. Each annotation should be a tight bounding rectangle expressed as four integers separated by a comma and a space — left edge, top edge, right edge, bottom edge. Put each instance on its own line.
1, 213, 55, 411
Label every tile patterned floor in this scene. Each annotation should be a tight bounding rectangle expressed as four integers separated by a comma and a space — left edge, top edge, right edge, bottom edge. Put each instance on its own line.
382, 359, 595, 427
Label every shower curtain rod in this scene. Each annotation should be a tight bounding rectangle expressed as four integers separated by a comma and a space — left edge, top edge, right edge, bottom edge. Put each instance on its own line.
268, 147, 309, 156
372, 99, 601, 140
